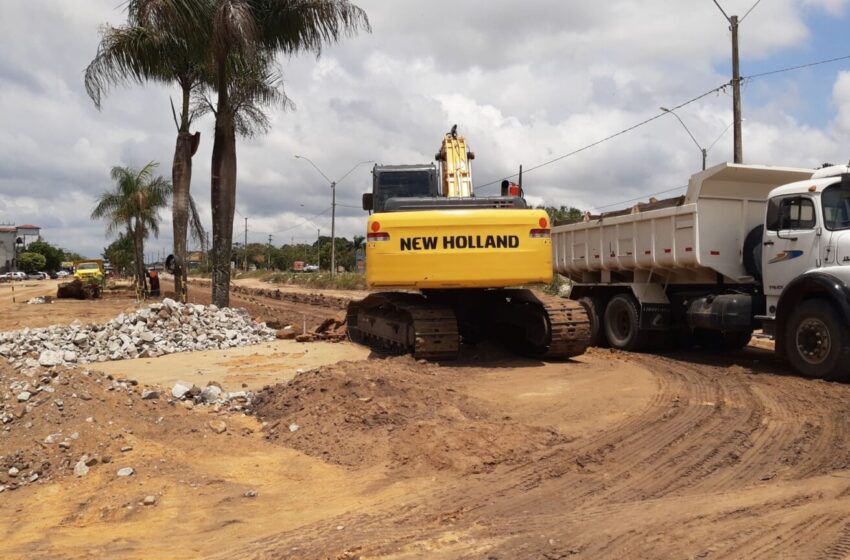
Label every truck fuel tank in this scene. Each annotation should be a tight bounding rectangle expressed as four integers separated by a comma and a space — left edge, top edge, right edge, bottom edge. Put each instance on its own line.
686, 294, 754, 332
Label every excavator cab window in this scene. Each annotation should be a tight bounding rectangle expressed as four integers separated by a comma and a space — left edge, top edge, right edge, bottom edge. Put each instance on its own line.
374, 171, 435, 212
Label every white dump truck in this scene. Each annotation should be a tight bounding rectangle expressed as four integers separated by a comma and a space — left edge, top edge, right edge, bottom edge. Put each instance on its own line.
553, 162, 850, 379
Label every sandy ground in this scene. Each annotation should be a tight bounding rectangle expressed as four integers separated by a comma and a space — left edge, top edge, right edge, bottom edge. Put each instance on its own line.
1, 282, 848, 560
95, 340, 369, 391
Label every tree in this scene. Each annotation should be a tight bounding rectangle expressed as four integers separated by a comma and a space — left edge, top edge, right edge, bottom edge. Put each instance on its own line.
544, 205, 584, 225
17, 253, 46, 273
26, 239, 63, 271
204, 0, 370, 307
103, 234, 136, 277
85, 0, 207, 302
91, 162, 173, 291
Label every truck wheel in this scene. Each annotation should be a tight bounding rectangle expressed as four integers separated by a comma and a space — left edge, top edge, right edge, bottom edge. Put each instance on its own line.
785, 300, 848, 380
578, 296, 607, 347
603, 294, 646, 351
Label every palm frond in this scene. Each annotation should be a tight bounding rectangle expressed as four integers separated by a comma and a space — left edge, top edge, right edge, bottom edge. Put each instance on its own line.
259, 0, 371, 56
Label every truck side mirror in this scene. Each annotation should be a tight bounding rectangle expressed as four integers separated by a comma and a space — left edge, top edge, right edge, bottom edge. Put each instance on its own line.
362, 193, 373, 211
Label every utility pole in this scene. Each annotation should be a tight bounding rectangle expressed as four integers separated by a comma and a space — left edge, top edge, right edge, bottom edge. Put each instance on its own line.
243, 217, 248, 271
317, 228, 321, 269
730, 15, 742, 164
330, 181, 336, 274
713, 0, 759, 164
267, 234, 273, 270
295, 156, 374, 276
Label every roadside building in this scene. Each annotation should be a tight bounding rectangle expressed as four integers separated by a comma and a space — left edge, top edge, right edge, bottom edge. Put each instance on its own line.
0, 224, 41, 272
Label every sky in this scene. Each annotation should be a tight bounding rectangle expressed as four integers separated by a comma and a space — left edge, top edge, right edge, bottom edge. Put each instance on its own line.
2, 0, 850, 259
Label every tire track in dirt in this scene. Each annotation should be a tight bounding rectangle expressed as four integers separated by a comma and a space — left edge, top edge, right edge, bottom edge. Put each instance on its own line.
215, 351, 850, 559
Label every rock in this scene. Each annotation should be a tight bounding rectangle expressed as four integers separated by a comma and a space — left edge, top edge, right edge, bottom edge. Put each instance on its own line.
38, 350, 63, 367
8, 467, 19, 477
140, 331, 155, 343
200, 385, 222, 403
288, 423, 300, 433
141, 389, 160, 400
16, 391, 31, 402
116, 467, 135, 477
74, 459, 89, 477
171, 381, 195, 400
208, 420, 227, 434
244, 490, 258, 498
143, 495, 157, 506
120, 446, 133, 453
63, 351, 77, 363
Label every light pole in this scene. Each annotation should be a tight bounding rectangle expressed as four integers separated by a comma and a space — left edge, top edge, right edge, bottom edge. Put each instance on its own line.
661, 107, 706, 170
295, 155, 373, 275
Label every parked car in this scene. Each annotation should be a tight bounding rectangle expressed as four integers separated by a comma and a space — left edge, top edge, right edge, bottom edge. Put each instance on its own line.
303, 264, 319, 272
56, 270, 70, 278
10, 271, 26, 281
27, 272, 48, 280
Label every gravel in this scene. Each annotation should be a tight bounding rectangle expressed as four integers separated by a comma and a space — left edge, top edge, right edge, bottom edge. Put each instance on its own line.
0, 299, 276, 372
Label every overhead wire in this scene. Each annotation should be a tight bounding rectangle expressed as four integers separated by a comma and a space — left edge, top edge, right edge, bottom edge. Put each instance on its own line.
476, 82, 730, 190
744, 53, 850, 81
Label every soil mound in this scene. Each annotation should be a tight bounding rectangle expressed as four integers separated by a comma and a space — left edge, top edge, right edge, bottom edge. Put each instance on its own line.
252, 356, 568, 473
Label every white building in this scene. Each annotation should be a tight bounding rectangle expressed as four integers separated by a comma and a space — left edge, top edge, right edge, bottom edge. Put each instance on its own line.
0, 224, 41, 272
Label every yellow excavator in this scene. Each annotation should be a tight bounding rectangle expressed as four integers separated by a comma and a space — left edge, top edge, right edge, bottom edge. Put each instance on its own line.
347, 126, 590, 360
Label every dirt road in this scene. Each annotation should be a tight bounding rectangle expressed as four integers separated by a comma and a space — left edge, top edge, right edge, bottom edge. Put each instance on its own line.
2, 282, 850, 559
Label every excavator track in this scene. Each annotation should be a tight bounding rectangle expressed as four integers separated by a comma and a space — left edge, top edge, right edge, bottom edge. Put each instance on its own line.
483, 289, 591, 359
346, 292, 459, 360
346, 289, 590, 361
527, 292, 592, 359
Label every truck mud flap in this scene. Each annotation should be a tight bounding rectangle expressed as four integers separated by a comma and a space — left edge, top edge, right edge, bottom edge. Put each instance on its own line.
639, 303, 671, 331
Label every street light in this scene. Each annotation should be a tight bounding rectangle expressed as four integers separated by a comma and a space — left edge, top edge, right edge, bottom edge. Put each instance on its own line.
295, 155, 374, 275
661, 107, 706, 170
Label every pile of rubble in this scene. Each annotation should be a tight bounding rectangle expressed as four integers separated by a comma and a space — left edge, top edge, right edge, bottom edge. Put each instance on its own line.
0, 298, 276, 371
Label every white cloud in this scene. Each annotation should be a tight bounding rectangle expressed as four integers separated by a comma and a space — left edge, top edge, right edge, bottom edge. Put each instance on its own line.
0, 0, 849, 257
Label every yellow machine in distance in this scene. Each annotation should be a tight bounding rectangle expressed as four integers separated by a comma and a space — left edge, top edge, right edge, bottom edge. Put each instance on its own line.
347, 127, 590, 360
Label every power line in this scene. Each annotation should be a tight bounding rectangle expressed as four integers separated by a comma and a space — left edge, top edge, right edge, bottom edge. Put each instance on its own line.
477, 82, 729, 190
739, 0, 763, 23
745, 53, 850, 81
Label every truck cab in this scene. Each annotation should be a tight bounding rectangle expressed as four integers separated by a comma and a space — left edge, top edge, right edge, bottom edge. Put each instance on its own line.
759, 166, 850, 377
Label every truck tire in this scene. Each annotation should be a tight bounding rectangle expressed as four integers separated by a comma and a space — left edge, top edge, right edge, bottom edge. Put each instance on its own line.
785, 299, 849, 380
603, 294, 647, 351
578, 296, 607, 347
743, 225, 764, 281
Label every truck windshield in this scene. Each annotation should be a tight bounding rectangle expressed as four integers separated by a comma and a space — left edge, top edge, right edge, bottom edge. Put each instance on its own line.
822, 183, 850, 230
77, 263, 98, 270
376, 171, 432, 210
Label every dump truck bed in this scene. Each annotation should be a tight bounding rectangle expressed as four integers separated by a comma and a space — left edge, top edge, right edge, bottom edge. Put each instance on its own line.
552, 163, 814, 284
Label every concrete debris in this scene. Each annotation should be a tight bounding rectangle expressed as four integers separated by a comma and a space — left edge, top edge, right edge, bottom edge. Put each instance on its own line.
171, 381, 195, 400
116, 467, 135, 477
141, 389, 160, 400
288, 423, 300, 433
74, 458, 90, 477
0, 299, 275, 371
143, 495, 157, 506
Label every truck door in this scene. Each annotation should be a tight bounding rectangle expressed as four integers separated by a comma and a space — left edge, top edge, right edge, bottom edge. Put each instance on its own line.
762, 195, 820, 309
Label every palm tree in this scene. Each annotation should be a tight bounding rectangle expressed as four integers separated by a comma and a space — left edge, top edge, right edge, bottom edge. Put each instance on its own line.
84, 1, 208, 302
92, 162, 172, 291
204, 0, 371, 307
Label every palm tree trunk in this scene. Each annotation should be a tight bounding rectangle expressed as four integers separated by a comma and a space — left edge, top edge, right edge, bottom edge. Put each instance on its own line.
172, 131, 191, 301
210, 68, 236, 307
132, 222, 146, 295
